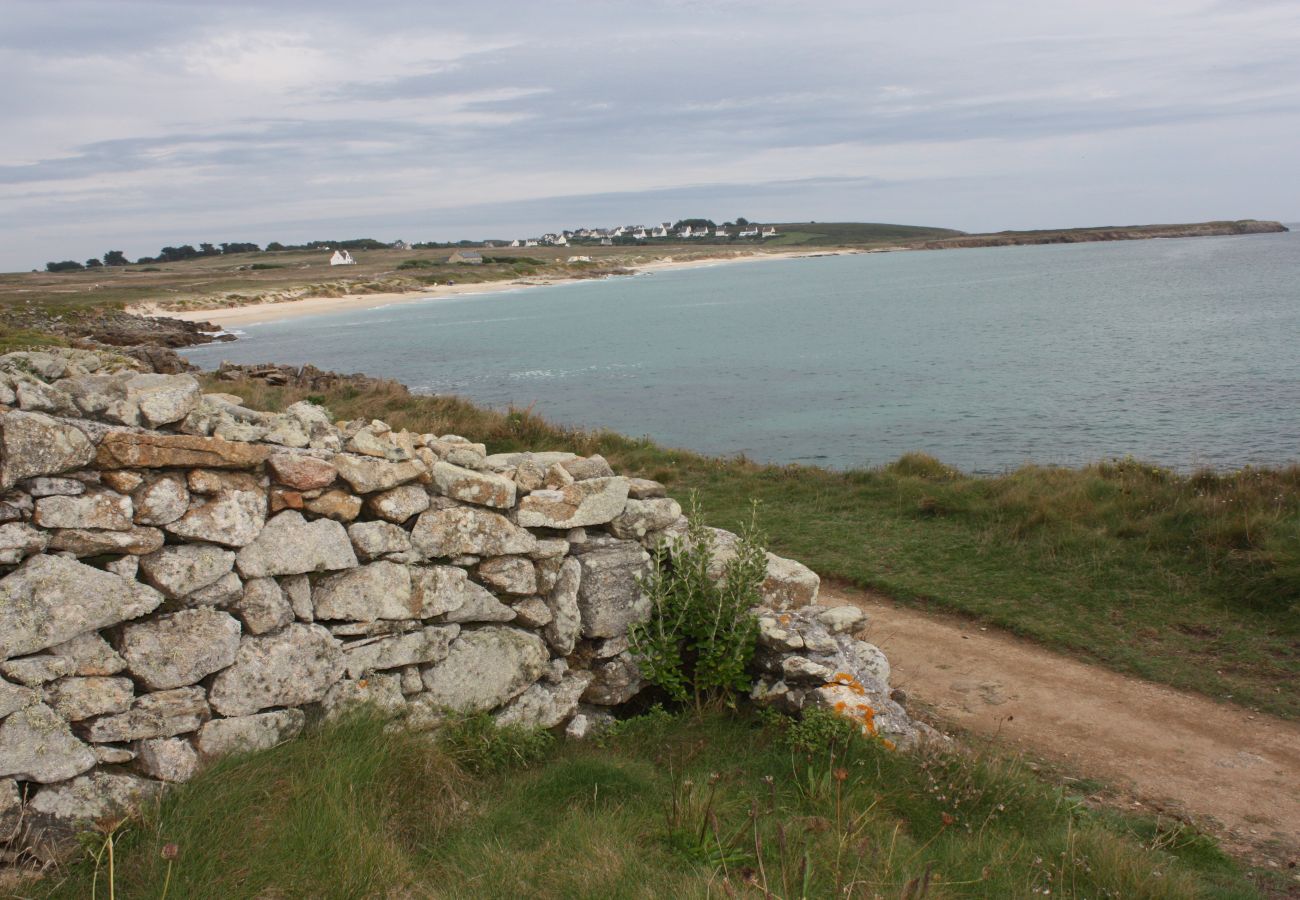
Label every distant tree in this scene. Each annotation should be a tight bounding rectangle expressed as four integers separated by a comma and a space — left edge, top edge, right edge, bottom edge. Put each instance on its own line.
672, 218, 716, 230
265, 241, 285, 252
220, 242, 260, 254
199, 242, 219, 256
735, 217, 749, 226
46, 260, 85, 272
158, 245, 199, 262
103, 250, 129, 266
85, 258, 103, 268
135, 256, 156, 265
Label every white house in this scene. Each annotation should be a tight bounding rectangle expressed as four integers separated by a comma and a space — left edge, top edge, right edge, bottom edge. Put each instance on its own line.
509, 239, 521, 247
761, 227, 778, 238
329, 250, 356, 266
524, 239, 539, 247
714, 227, 730, 238
633, 229, 647, 240
677, 225, 694, 238
738, 226, 759, 237
599, 237, 613, 245
652, 225, 669, 238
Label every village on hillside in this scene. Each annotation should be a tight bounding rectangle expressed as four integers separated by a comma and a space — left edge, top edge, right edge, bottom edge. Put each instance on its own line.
501, 220, 779, 248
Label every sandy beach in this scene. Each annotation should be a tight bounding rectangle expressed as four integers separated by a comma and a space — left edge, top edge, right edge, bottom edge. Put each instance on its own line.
130, 249, 846, 329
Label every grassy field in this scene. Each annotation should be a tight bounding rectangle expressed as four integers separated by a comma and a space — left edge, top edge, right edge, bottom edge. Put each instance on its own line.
764, 222, 964, 247
36, 709, 1265, 899
210, 377, 1299, 720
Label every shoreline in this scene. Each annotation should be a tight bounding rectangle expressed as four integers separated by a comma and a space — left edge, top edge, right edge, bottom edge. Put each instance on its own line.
131, 249, 851, 329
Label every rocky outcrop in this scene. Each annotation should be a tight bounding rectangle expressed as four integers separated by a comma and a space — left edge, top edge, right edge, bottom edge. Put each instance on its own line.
0, 350, 911, 858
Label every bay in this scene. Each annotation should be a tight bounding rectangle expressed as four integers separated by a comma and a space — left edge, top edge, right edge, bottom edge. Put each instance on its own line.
183, 229, 1300, 473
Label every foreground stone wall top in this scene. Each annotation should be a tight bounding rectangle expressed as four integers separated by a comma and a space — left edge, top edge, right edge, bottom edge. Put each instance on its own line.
0, 352, 914, 857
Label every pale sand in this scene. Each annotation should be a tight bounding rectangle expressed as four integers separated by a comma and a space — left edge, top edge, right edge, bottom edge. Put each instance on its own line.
129, 249, 852, 329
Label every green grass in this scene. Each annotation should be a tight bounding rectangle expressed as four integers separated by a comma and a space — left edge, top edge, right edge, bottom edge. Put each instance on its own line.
765, 222, 966, 246
210, 377, 1300, 719
36, 710, 1263, 898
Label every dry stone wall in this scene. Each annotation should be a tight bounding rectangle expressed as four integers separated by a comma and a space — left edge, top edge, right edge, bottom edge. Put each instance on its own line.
0, 351, 915, 857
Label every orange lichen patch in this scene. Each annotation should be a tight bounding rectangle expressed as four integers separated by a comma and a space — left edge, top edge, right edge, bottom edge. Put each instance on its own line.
819, 682, 879, 736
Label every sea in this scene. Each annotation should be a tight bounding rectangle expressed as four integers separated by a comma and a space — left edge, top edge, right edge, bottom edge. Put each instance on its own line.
182, 229, 1300, 474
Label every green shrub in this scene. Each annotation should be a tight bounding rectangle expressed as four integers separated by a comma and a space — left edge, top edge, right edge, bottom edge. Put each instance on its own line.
629, 496, 764, 709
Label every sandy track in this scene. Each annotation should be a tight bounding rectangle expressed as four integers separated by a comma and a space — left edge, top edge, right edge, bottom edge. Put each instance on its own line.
822, 586, 1300, 861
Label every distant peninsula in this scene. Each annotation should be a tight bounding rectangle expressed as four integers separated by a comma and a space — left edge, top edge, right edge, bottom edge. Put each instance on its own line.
909, 219, 1288, 251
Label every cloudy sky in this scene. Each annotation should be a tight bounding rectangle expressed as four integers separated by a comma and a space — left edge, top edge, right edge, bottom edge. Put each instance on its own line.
3, 0, 1298, 270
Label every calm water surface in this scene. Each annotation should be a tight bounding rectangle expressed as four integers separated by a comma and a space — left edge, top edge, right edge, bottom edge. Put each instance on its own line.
184, 230, 1300, 473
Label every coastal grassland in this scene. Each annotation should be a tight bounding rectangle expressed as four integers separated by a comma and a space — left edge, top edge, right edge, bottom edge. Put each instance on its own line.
37, 710, 1263, 898
212, 376, 1300, 719
763, 221, 965, 246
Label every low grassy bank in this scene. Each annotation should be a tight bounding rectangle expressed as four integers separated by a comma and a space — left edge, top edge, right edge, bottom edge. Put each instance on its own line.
210, 376, 1299, 719
37, 710, 1263, 898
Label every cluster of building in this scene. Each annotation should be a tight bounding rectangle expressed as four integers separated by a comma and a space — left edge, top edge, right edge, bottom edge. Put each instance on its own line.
506, 222, 778, 248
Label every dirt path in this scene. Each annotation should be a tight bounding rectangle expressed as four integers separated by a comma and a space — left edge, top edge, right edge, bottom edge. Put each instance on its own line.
822, 586, 1300, 863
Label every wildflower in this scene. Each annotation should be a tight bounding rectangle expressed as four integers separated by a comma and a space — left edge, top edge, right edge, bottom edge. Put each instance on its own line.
161, 842, 179, 860
941, 813, 955, 827
833, 768, 848, 782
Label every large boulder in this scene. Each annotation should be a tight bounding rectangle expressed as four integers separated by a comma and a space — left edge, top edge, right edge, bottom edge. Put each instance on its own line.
266, 453, 337, 490
575, 544, 652, 639
119, 608, 242, 690
0, 411, 95, 490
0, 556, 163, 660
607, 497, 683, 540
0, 702, 96, 782
208, 624, 344, 716
410, 506, 537, 558
420, 627, 549, 713
235, 510, 358, 577
516, 477, 630, 529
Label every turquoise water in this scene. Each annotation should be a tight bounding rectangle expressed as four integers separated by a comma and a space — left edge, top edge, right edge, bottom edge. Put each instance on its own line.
183, 230, 1300, 473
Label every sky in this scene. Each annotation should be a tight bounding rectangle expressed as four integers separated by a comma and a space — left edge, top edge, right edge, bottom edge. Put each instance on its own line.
3, 0, 1298, 271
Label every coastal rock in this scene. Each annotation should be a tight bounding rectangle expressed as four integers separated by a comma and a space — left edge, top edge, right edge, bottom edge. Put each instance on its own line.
45, 632, 126, 677
27, 771, 161, 833
701, 528, 820, 609
333, 453, 426, 494
313, 561, 414, 621
235, 511, 358, 577
442, 588, 516, 624
97, 430, 272, 470
18, 476, 86, 498
230, 577, 294, 634
0, 676, 38, 718
543, 557, 582, 655
320, 673, 406, 720
420, 627, 548, 713
303, 489, 362, 522
267, 453, 337, 490
79, 686, 209, 742
164, 486, 266, 547
511, 596, 553, 628
47, 526, 165, 557
195, 708, 305, 759
409, 565, 491, 618
575, 544, 651, 638
59, 373, 200, 428
138, 544, 236, 599
0, 411, 96, 490
516, 477, 630, 529
208, 624, 344, 716
347, 520, 412, 561
559, 455, 614, 481
410, 506, 537, 558
476, 556, 536, 595
0, 702, 97, 782
186, 571, 243, 606
132, 473, 190, 526
608, 497, 683, 540
626, 477, 666, 499
0, 522, 48, 565
581, 653, 645, 706
430, 461, 516, 508
495, 670, 594, 729
0, 556, 163, 660
133, 736, 199, 782
42, 676, 134, 721
120, 608, 242, 690
341, 625, 458, 677
366, 483, 430, 523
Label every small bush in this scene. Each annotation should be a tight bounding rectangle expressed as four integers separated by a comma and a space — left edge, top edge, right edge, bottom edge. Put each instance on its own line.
629, 496, 764, 709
